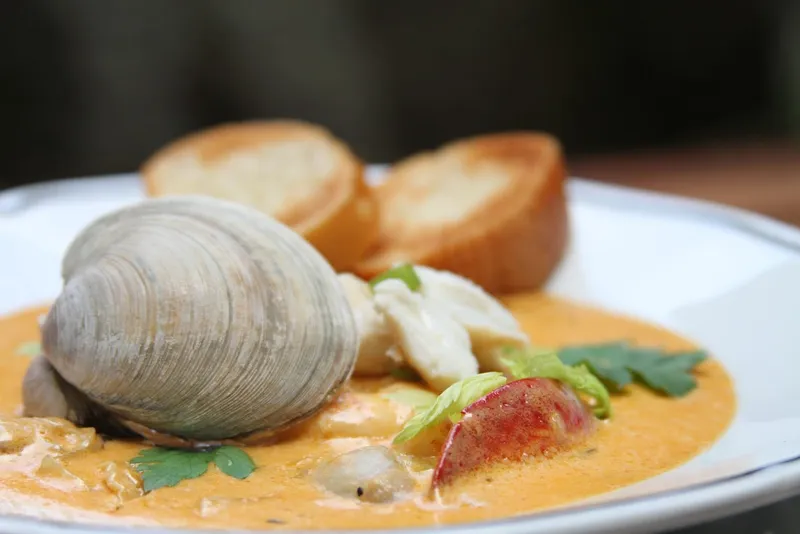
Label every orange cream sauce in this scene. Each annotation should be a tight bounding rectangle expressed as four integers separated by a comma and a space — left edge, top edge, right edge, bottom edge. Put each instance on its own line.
0, 294, 735, 530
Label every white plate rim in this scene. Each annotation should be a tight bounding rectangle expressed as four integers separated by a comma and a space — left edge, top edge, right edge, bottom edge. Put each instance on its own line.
0, 173, 798, 534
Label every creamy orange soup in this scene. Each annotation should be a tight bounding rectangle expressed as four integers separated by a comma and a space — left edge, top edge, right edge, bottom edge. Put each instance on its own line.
0, 294, 735, 530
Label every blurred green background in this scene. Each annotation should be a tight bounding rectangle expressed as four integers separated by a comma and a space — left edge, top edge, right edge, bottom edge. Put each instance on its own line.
0, 0, 797, 189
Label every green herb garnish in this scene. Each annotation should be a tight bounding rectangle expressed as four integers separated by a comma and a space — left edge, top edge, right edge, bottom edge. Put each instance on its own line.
389, 366, 423, 382
381, 388, 438, 410
393, 372, 507, 444
130, 445, 256, 492
212, 445, 257, 480
502, 347, 612, 419
369, 263, 422, 292
557, 341, 707, 397
15, 341, 41, 357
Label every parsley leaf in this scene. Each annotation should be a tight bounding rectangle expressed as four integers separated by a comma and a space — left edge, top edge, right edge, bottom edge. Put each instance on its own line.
393, 372, 507, 444
130, 446, 256, 492
213, 445, 256, 479
369, 263, 422, 292
15, 341, 41, 357
130, 448, 214, 492
501, 348, 612, 419
557, 341, 707, 397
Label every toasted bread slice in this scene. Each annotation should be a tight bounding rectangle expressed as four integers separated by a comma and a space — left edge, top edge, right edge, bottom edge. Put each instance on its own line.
354, 132, 568, 295
141, 120, 378, 271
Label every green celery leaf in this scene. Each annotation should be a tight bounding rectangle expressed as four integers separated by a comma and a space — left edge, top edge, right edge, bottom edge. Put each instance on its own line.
381, 388, 438, 410
369, 263, 422, 292
392, 372, 507, 444
15, 341, 41, 357
213, 446, 256, 480
502, 348, 612, 419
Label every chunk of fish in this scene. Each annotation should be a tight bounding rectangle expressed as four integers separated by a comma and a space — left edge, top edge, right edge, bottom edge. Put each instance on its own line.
102, 461, 144, 503
314, 445, 415, 503
0, 417, 102, 455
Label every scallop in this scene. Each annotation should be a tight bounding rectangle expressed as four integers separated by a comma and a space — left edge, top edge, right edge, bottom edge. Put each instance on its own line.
25, 196, 359, 443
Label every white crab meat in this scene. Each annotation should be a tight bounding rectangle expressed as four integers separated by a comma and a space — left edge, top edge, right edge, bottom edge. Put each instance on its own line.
337, 273, 401, 376
373, 279, 478, 392
414, 266, 529, 370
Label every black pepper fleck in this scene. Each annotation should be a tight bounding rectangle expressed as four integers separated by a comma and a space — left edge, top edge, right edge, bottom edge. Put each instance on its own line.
356, 487, 364, 497
266, 518, 285, 524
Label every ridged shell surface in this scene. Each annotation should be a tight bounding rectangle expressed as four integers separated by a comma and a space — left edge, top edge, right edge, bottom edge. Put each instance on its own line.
40, 195, 359, 441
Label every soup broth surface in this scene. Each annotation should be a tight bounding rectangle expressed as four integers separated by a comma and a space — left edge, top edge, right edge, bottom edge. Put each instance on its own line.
0, 294, 736, 530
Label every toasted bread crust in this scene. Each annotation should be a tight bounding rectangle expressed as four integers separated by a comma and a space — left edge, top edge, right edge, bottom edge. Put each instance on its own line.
141, 120, 377, 270
355, 132, 568, 294
301, 172, 379, 272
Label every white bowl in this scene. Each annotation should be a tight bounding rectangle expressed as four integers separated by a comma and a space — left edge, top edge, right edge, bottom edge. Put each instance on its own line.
0, 169, 799, 533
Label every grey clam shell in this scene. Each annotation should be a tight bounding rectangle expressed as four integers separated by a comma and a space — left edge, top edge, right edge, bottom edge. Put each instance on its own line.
40, 195, 358, 441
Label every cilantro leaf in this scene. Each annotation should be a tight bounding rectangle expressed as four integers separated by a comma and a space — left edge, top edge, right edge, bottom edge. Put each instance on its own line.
501, 348, 612, 419
369, 263, 422, 292
213, 445, 256, 479
16, 341, 41, 357
393, 372, 507, 444
130, 446, 257, 492
557, 342, 707, 397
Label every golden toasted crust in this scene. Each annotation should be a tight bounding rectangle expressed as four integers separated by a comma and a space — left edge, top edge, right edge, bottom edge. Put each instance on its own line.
140, 120, 377, 271
354, 132, 568, 295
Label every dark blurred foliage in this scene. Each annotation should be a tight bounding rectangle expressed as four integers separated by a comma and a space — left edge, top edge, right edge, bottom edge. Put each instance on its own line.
0, 0, 796, 188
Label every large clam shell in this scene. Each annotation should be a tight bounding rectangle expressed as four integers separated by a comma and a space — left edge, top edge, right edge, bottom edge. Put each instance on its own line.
39, 195, 358, 441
